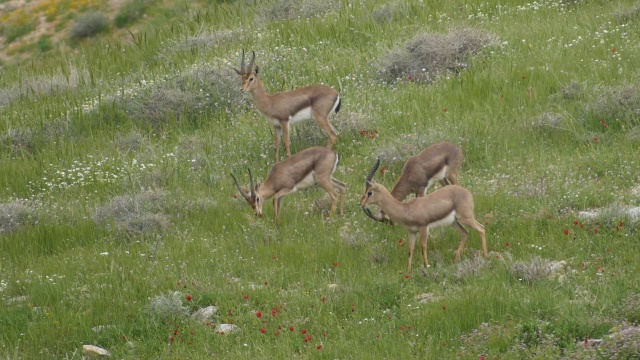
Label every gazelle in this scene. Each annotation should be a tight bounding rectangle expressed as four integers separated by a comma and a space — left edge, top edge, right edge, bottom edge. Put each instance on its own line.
360, 159, 487, 273
234, 50, 341, 162
361, 141, 463, 222
231, 146, 346, 222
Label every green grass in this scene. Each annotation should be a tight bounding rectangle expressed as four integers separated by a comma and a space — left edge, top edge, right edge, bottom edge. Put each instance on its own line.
1, 0, 640, 358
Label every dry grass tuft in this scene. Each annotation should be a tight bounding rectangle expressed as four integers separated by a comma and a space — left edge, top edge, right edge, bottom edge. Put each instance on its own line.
146, 291, 191, 323
261, 0, 339, 22
93, 189, 169, 238
599, 323, 640, 359
614, 3, 640, 23
589, 84, 640, 128
617, 293, 640, 324
371, 2, 411, 24
294, 111, 374, 148
378, 28, 497, 84
117, 65, 246, 128
0, 128, 35, 154
511, 257, 566, 285
0, 200, 36, 234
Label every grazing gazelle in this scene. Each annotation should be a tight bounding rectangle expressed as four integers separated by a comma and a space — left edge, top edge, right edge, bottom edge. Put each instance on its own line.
234, 50, 341, 162
360, 159, 487, 273
231, 146, 346, 222
361, 141, 463, 222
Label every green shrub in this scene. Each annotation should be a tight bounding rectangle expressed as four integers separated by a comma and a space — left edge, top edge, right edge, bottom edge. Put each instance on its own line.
262, 0, 339, 21
2, 21, 36, 44
114, 0, 156, 28
70, 12, 109, 39
378, 28, 497, 84
36, 35, 53, 52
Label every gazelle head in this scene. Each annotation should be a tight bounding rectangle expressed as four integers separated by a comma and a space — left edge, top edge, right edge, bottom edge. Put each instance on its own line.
360, 157, 387, 221
234, 50, 259, 93
231, 169, 265, 217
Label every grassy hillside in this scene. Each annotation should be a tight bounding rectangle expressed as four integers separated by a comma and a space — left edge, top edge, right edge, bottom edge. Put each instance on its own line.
1, 0, 640, 358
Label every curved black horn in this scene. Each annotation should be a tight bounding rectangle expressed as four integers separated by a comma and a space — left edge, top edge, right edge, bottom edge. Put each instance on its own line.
247, 168, 255, 198
247, 51, 256, 73
240, 49, 246, 74
365, 157, 381, 187
231, 172, 250, 201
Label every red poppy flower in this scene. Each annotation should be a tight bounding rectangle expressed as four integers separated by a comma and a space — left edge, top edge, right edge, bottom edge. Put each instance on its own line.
563, 229, 569, 235
186, 295, 192, 301
260, 328, 266, 333
289, 326, 295, 332
256, 311, 262, 318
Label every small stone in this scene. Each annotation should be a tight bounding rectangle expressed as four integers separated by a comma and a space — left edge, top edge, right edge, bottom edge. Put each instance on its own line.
215, 324, 240, 334
82, 344, 110, 357
192, 305, 219, 323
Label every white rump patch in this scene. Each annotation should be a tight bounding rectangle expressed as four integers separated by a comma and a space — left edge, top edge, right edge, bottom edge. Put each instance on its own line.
425, 165, 448, 192
289, 107, 312, 124
292, 171, 316, 192
427, 210, 456, 230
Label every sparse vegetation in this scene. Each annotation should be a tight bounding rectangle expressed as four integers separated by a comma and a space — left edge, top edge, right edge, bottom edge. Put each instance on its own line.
70, 11, 109, 39
378, 28, 498, 83
114, 0, 157, 28
1, 0, 640, 358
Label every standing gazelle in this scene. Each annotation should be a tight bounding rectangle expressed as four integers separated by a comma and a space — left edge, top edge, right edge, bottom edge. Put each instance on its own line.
234, 50, 341, 162
360, 159, 487, 273
231, 147, 346, 222
361, 141, 463, 222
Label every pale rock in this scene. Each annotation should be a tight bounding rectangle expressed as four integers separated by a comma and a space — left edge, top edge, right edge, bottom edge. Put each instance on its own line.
82, 344, 110, 357
415, 293, 441, 304
214, 323, 240, 334
191, 305, 219, 323
92, 325, 116, 332
578, 211, 598, 219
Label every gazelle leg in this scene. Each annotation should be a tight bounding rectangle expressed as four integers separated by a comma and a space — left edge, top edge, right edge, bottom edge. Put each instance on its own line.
451, 220, 470, 262
419, 226, 429, 269
273, 196, 284, 222
407, 231, 417, 274
317, 179, 339, 217
469, 220, 488, 258
313, 112, 338, 148
281, 121, 291, 158
273, 126, 282, 162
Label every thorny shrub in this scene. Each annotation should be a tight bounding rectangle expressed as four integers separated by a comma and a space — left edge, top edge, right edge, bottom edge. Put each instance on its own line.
261, 0, 339, 22
512, 256, 566, 285
146, 291, 191, 323
378, 28, 498, 84
0, 200, 36, 234
588, 84, 640, 130
70, 12, 109, 39
617, 294, 640, 325
116, 66, 246, 128
598, 323, 640, 359
93, 189, 169, 237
